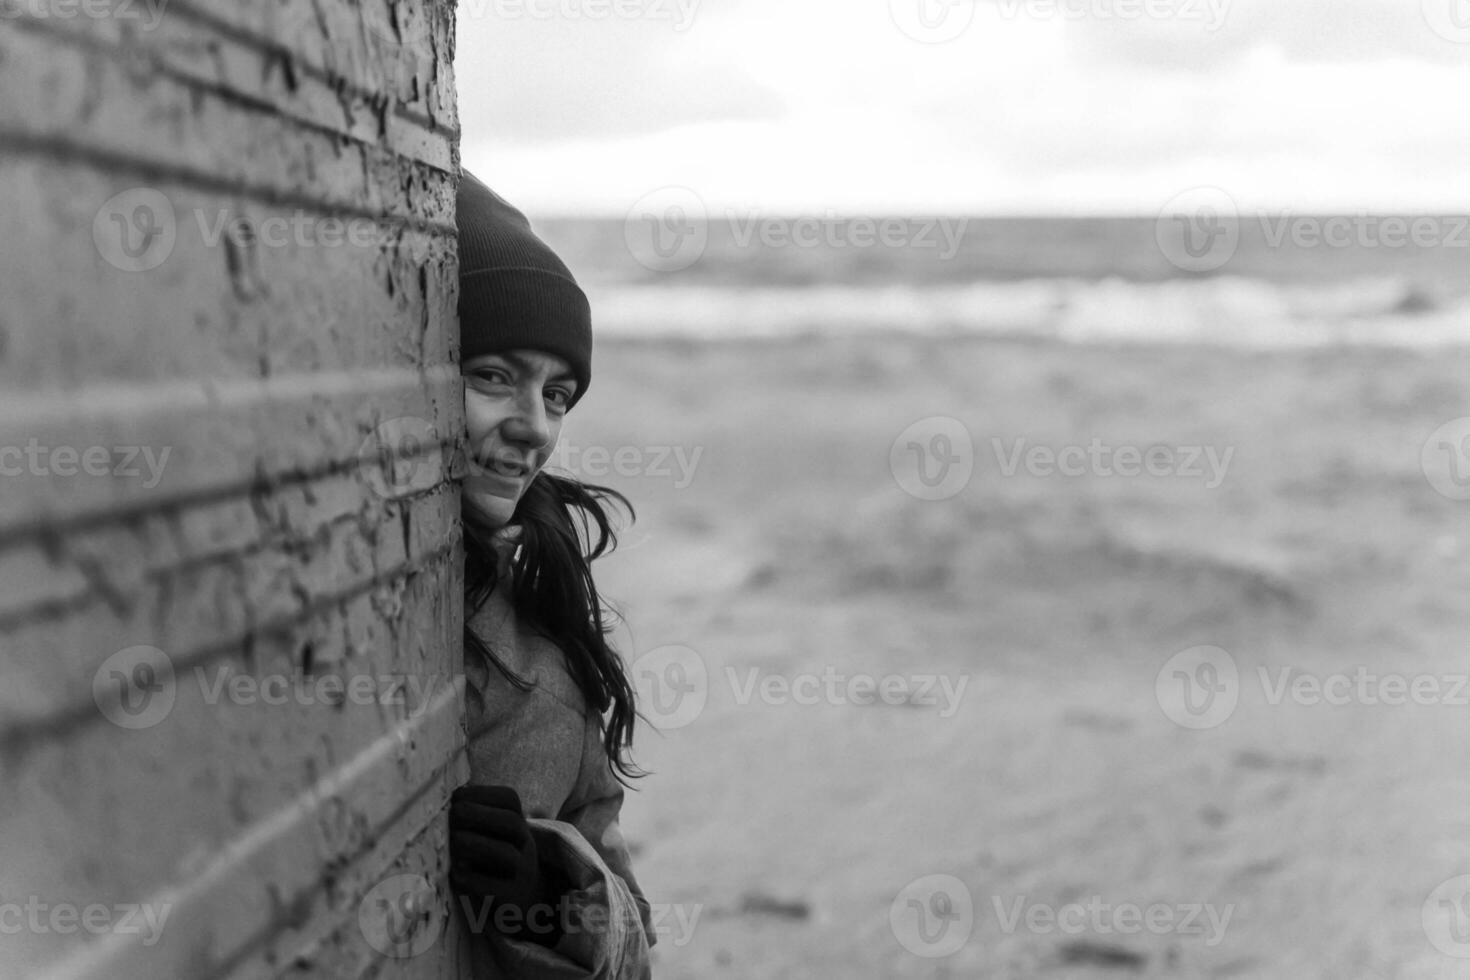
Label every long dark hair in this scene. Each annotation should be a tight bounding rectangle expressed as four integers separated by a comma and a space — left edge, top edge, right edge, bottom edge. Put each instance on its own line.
463, 471, 643, 783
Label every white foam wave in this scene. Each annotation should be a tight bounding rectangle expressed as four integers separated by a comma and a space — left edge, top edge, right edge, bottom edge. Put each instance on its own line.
587, 276, 1470, 349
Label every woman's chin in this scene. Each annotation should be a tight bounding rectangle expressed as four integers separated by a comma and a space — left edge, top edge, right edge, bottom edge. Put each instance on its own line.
463, 493, 514, 533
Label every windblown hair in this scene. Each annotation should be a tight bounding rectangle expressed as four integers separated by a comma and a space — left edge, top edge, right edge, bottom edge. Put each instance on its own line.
463, 471, 643, 783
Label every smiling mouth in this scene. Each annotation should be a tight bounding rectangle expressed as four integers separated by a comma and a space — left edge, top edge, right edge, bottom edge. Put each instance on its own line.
466, 459, 529, 497
471, 455, 530, 478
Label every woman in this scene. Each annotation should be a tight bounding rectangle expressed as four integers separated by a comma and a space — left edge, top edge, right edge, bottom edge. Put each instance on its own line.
450, 171, 654, 979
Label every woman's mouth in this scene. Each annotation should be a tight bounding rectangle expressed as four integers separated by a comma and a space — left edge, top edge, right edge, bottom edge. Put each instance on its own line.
467, 459, 526, 496
490, 459, 529, 478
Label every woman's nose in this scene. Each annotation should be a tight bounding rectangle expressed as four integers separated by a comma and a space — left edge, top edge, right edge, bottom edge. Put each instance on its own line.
503, 389, 552, 449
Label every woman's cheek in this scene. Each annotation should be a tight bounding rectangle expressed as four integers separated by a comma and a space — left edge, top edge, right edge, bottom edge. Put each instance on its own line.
463, 389, 505, 449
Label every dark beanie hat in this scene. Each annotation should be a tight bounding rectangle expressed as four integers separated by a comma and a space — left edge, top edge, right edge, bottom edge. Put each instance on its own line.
456, 171, 592, 406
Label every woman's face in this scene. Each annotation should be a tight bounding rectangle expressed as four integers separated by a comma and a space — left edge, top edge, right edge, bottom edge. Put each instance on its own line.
462, 348, 578, 531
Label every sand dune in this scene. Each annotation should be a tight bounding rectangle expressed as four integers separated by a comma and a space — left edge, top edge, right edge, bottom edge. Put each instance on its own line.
568, 334, 1470, 979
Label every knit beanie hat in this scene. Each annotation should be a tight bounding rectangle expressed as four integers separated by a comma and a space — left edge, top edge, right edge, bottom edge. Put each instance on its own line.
456, 171, 592, 407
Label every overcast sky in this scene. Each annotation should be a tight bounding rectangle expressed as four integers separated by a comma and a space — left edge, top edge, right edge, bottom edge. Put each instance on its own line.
456, 0, 1470, 215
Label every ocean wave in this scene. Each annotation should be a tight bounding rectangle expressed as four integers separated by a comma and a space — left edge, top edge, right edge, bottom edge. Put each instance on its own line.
587, 276, 1470, 350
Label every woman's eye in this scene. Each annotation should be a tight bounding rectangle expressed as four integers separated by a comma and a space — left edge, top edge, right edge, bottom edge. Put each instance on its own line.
472, 368, 512, 385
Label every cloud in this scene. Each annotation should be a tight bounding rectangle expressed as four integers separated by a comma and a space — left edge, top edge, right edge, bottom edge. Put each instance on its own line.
1052, 0, 1470, 69
456, 5, 785, 144
456, 0, 1470, 213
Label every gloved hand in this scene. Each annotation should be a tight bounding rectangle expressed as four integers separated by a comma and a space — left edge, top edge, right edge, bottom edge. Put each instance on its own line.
450, 785, 568, 947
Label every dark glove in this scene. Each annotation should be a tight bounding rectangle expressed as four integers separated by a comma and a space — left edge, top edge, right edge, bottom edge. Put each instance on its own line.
450, 785, 568, 947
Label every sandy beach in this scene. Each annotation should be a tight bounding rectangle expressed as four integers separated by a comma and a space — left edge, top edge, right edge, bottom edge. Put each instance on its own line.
558, 333, 1470, 979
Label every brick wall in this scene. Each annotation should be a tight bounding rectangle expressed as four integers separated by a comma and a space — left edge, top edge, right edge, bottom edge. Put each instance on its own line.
0, 1, 466, 976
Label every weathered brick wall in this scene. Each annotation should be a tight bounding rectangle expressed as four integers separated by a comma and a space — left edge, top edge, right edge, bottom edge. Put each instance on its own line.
0, 1, 465, 977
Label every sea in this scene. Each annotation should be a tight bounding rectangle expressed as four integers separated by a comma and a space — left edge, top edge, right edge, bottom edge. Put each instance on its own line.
536, 215, 1470, 349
